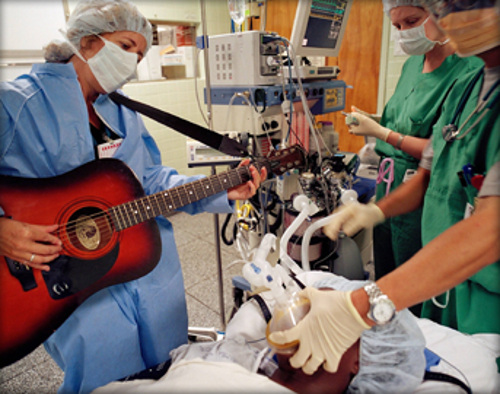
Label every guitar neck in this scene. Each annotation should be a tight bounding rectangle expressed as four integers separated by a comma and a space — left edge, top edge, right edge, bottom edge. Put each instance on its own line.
109, 163, 261, 231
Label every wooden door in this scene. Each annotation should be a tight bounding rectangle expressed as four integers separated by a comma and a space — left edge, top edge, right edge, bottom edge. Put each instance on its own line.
265, 0, 384, 153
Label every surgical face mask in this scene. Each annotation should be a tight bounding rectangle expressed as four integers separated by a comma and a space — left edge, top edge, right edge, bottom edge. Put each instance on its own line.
397, 17, 441, 55
70, 35, 138, 93
437, 7, 500, 57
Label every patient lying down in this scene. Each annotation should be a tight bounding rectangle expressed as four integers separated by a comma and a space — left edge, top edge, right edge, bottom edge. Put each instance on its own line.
94, 272, 425, 393
94, 336, 360, 393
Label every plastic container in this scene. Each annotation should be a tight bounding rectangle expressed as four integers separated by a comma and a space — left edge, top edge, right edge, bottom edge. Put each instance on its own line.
266, 293, 311, 355
320, 121, 339, 153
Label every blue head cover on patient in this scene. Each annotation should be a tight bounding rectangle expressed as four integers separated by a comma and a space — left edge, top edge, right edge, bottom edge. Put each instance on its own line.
314, 275, 426, 393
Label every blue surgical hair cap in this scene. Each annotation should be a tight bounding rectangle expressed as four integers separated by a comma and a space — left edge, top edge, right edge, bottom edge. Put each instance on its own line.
314, 276, 426, 393
44, 0, 152, 63
382, 0, 425, 15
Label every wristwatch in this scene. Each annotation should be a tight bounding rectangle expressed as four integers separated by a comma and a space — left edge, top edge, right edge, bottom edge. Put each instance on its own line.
363, 282, 396, 325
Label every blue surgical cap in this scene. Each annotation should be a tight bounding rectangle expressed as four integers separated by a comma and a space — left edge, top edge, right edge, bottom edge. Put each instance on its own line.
382, 0, 425, 15
314, 276, 426, 393
44, 0, 152, 62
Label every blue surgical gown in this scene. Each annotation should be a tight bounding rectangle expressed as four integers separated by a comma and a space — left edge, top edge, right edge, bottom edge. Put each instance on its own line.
0, 62, 234, 393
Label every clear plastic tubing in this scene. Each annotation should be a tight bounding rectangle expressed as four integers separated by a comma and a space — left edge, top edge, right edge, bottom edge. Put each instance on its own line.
300, 215, 336, 271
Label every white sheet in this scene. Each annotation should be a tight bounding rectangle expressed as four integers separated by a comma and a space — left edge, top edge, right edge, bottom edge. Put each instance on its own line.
93, 359, 293, 393
415, 318, 500, 393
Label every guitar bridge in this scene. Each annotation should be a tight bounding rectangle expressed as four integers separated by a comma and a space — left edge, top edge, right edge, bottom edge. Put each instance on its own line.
5, 258, 38, 292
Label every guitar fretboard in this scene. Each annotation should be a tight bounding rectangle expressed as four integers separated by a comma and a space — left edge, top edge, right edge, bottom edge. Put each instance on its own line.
109, 164, 259, 231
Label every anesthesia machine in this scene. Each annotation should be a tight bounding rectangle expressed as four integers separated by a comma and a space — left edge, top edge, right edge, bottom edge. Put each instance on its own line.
192, 0, 375, 303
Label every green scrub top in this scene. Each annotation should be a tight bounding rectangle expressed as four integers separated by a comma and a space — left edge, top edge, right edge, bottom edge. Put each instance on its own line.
373, 55, 483, 278
421, 68, 500, 336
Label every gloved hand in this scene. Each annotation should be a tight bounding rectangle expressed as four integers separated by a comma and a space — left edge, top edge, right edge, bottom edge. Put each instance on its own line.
351, 106, 382, 123
268, 288, 370, 375
346, 106, 390, 141
322, 203, 385, 240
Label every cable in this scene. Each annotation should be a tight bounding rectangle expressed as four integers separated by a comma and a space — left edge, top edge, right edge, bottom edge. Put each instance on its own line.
223, 92, 270, 157
286, 119, 307, 152
424, 371, 471, 394
279, 38, 329, 166
193, 47, 209, 126
425, 352, 471, 393
225, 259, 249, 271
259, 0, 267, 31
221, 213, 237, 246
277, 40, 319, 161
274, 40, 293, 146
248, 91, 275, 157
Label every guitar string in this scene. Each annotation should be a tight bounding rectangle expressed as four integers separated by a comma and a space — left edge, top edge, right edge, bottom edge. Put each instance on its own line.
55, 173, 242, 244
45, 150, 300, 251
52, 166, 253, 247
54, 171, 249, 247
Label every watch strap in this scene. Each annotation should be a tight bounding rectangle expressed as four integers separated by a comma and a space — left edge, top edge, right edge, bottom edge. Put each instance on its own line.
364, 282, 396, 324
364, 282, 383, 302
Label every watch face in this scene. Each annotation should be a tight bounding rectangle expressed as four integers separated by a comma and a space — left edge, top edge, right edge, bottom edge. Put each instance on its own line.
373, 301, 395, 323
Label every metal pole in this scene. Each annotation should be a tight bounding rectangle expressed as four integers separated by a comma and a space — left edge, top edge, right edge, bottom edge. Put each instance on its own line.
200, 0, 226, 328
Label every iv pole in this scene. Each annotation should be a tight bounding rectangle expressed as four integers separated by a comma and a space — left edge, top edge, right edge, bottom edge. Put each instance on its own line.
199, 0, 227, 328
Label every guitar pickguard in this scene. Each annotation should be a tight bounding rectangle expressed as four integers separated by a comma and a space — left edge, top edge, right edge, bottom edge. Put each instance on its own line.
41, 243, 120, 299
5, 244, 120, 300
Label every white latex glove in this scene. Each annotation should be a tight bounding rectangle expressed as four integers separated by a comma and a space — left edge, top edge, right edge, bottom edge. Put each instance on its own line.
322, 203, 385, 240
351, 106, 382, 123
268, 288, 370, 375
346, 107, 391, 141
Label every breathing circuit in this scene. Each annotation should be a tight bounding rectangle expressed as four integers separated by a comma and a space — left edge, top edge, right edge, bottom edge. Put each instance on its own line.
242, 233, 296, 304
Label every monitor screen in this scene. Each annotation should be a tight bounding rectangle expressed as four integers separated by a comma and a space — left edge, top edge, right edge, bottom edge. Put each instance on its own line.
290, 0, 352, 59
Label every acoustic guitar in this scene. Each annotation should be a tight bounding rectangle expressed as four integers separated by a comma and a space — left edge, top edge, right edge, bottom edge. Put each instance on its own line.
0, 145, 306, 367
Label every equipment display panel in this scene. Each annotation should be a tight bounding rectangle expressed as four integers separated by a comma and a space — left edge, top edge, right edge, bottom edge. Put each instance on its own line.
290, 0, 352, 58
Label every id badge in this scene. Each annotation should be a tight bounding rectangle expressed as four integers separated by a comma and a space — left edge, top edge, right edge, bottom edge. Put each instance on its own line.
97, 139, 123, 159
403, 169, 417, 183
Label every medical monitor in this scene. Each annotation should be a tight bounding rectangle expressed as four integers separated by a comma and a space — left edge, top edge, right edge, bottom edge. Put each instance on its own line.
290, 0, 352, 59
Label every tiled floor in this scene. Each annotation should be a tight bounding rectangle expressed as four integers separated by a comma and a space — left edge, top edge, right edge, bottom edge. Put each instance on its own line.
0, 212, 245, 393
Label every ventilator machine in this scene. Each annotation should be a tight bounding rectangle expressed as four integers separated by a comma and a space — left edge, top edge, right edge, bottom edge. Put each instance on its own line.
188, 0, 376, 317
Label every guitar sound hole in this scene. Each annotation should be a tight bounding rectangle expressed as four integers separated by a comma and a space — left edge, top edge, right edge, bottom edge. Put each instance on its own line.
67, 207, 113, 252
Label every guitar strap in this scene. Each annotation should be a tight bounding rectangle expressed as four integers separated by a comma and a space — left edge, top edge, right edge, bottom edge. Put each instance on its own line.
108, 92, 249, 158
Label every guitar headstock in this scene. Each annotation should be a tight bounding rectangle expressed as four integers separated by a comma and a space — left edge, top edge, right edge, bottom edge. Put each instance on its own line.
256, 145, 307, 176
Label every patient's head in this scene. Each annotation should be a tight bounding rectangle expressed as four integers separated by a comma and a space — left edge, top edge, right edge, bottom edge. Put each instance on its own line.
271, 340, 360, 394
267, 277, 426, 393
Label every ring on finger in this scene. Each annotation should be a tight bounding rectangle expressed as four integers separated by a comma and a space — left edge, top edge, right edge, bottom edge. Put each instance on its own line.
29, 253, 36, 262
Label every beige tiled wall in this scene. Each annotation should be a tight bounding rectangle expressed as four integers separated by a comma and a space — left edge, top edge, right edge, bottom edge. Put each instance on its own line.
122, 79, 210, 177
122, 0, 232, 178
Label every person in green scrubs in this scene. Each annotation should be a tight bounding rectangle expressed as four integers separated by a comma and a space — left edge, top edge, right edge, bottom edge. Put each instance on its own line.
345, 1, 483, 303
269, 0, 500, 377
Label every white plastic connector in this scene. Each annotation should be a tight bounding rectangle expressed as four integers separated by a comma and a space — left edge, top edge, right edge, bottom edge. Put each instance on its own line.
292, 194, 320, 216
242, 234, 277, 288
340, 189, 359, 205
281, 99, 291, 115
